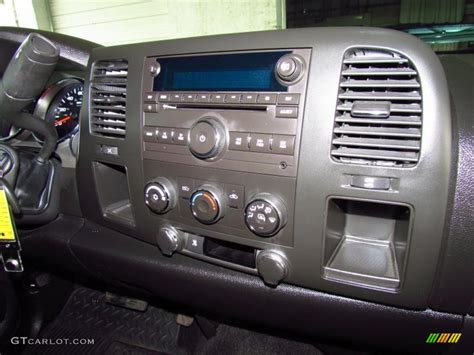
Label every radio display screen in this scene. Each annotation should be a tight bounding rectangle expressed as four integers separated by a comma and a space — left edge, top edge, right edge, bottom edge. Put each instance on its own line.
153, 51, 290, 92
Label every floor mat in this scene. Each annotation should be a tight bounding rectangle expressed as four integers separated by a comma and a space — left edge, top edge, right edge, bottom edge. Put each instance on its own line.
23, 287, 180, 355
196, 323, 322, 355
23, 286, 323, 355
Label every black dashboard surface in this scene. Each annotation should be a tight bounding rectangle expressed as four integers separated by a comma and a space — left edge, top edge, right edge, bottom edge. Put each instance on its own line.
0, 26, 471, 352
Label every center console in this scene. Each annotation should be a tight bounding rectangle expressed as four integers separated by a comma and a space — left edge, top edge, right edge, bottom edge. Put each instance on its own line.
138, 49, 310, 285
77, 28, 452, 310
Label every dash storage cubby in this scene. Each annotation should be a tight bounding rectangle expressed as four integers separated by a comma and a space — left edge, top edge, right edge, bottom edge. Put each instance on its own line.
323, 198, 412, 290
93, 162, 136, 227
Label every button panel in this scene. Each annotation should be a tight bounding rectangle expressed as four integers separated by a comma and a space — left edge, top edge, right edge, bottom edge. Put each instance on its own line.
143, 126, 190, 146
229, 132, 296, 155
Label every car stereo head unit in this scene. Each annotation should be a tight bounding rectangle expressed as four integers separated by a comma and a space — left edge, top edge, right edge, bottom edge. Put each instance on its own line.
153, 51, 299, 92
141, 49, 311, 178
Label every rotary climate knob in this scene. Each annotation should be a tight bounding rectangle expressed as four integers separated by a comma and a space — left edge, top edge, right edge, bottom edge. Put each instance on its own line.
188, 118, 226, 159
245, 193, 287, 237
144, 178, 176, 214
190, 185, 224, 224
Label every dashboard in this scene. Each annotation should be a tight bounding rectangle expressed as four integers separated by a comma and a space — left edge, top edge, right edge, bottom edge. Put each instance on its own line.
1, 27, 472, 353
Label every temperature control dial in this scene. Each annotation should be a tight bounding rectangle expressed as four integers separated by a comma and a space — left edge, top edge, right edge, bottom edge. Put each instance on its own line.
190, 185, 224, 224
245, 193, 287, 237
144, 178, 176, 214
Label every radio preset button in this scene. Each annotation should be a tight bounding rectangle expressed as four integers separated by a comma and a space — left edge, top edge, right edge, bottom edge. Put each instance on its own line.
196, 93, 210, 103
277, 94, 300, 105
182, 93, 196, 102
241, 93, 257, 104
257, 94, 277, 104
276, 106, 298, 118
225, 184, 244, 209
210, 94, 225, 103
250, 134, 272, 153
225, 94, 241, 103
172, 128, 189, 145
229, 132, 249, 151
272, 135, 295, 155
157, 127, 173, 143
170, 93, 182, 101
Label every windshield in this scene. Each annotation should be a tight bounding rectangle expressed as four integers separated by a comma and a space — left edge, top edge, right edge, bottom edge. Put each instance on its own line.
0, 0, 472, 52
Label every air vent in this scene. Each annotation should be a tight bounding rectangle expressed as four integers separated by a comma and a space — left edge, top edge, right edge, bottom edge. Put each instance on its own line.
90, 59, 128, 138
331, 49, 422, 167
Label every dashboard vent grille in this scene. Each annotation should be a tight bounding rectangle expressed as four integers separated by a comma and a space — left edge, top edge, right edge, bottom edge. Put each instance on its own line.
331, 49, 422, 167
90, 59, 128, 138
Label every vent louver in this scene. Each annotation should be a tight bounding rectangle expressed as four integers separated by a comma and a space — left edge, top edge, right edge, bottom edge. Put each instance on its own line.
90, 59, 128, 138
331, 49, 422, 167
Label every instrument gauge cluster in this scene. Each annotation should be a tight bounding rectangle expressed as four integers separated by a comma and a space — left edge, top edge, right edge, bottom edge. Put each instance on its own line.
33, 78, 83, 143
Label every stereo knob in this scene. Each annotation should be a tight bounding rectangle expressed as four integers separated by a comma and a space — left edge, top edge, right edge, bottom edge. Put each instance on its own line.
190, 185, 224, 224
144, 178, 176, 214
156, 226, 183, 256
245, 193, 287, 237
188, 118, 226, 160
275, 54, 304, 84
257, 250, 289, 286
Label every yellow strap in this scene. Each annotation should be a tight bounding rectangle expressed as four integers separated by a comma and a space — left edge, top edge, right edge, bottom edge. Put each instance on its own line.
0, 189, 16, 241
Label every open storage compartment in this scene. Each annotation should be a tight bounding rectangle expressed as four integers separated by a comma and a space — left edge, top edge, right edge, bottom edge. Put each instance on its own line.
323, 198, 411, 290
93, 162, 136, 227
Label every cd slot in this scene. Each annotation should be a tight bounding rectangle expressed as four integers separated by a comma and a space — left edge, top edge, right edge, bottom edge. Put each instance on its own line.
173, 103, 268, 112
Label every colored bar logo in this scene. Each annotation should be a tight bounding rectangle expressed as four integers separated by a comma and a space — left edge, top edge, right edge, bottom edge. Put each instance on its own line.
426, 333, 462, 344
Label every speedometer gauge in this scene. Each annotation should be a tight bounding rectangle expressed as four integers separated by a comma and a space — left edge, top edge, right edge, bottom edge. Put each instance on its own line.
34, 79, 83, 143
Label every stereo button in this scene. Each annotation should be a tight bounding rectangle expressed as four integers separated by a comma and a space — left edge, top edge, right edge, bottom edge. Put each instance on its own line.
225, 94, 241, 103
229, 132, 249, 151
172, 128, 189, 145
145, 92, 157, 102
170, 93, 182, 102
257, 94, 277, 104
272, 135, 295, 155
196, 94, 210, 103
250, 134, 272, 153
210, 94, 225, 103
182, 94, 196, 102
144, 103, 159, 113
241, 93, 257, 104
158, 93, 170, 102
157, 127, 173, 143
277, 94, 300, 105
276, 106, 298, 118
143, 126, 156, 142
